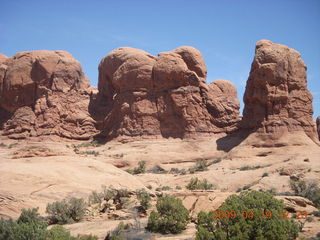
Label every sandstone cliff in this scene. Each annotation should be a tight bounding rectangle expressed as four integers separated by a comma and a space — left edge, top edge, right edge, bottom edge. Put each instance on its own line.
96, 46, 240, 139
0, 51, 97, 139
241, 40, 317, 141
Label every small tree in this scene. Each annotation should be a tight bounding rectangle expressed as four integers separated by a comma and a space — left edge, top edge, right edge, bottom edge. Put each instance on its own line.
195, 191, 299, 240
0, 208, 48, 240
147, 195, 189, 234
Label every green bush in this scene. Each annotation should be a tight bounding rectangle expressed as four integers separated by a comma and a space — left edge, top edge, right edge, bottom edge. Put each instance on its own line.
136, 189, 151, 212
147, 195, 189, 234
290, 180, 320, 208
88, 186, 115, 205
0, 208, 48, 240
127, 161, 146, 175
189, 159, 209, 173
0, 208, 98, 240
195, 191, 299, 240
106, 222, 129, 240
47, 225, 76, 240
186, 177, 214, 190
46, 197, 87, 224
77, 234, 99, 240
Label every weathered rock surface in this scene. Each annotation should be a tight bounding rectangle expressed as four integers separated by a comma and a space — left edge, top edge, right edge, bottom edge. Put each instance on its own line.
317, 116, 320, 140
276, 196, 318, 214
0, 51, 97, 139
241, 40, 317, 141
96, 46, 240, 139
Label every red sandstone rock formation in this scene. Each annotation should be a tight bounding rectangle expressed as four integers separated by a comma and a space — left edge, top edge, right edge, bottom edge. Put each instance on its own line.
0, 51, 97, 139
241, 40, 317, 140
97, 46, 240, 139
317, 116, 320, 140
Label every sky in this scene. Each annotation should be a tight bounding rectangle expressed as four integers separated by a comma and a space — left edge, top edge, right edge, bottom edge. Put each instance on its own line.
1, 0, 319, 118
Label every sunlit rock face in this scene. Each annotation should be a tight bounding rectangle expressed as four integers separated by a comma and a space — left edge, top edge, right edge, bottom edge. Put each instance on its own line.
97, 46, 240, 139
241, 40, 317, 141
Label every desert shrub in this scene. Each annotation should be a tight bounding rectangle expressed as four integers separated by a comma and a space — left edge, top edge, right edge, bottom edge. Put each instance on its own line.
88, 186, 115, 205
262, 172, 269, 177
77, 234, 99, 240
195, 191, 299, 240
290, 180, 320, 208
47, 225, 76, 240
210, 158, 222, 165
46, 197, 87, 224
156, 186, 172, 191
176, 186, 182, 190
113, 189, 131, 209
147, 195, 189, 234
127, 161, 146, 175
189, 159, 209, 173
169, 168, 186, 175
239, 165, 264, 171
136, 189, 151, 212
106, 222, 129, 240
0, 208, 97, 240
0, 208, 47, 240
82, 150, 100, 156
47, 225, 98, 240
148, 165, 168, 174
186, 177, 214, 190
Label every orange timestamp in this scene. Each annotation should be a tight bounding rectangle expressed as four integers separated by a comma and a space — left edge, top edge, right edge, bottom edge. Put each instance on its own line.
211, 209, 308, 220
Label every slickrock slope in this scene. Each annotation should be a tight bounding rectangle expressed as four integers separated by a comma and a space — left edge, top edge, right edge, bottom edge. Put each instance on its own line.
241, 40, 317, 141
0, 51, 97, 139
96, 46, 240, 139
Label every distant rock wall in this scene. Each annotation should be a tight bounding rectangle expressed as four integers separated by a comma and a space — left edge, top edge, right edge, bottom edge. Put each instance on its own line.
0, 51, 97, 139
241, 40, 317, 141
96, 46, 240, 139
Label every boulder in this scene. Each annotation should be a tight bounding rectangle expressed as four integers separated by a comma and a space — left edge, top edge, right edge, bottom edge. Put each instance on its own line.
96, 46, 240, 139
241, 40, 317, 141
0, 51, 97, 139
276, 196, 318, 214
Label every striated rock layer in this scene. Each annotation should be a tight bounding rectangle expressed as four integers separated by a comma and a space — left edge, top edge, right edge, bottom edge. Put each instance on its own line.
241, 40, 317, 141
96, 46, 240, 139
0, 51, 97, 139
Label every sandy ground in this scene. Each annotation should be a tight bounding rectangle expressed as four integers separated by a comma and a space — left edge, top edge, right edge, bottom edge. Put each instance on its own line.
0, 131, 319, 239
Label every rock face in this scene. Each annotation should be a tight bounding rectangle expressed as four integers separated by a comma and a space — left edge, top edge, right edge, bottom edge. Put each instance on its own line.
317, 116, 320, 140
96, 46, 240, 139
0, 51, 97, 139
242, 40, 317, 140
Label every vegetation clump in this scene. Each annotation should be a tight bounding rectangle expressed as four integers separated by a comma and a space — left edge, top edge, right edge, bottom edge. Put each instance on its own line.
126, 161, 146, 175
147, 195, 189, 234
195, 191, 299, 240
0, 208, 98, 240
46, 197, 87, 224
189, 159, 209, 173
290, 179, 320, 208
186, 177, 214, 190
136, 189, 151, 212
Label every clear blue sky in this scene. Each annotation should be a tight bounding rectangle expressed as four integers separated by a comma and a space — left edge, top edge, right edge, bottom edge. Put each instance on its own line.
1, 0, 319, 118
